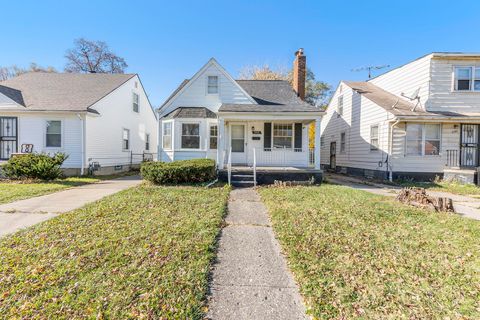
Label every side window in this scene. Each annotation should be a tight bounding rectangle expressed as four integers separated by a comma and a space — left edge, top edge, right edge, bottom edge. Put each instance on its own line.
370, 125, 379, 151
145, 133, 150, 151
337, 96, 343, 117
162, 122, 172, 149
209, 125, 218, 149
207, 76, 219, 94
122, 129, 130, 151
340, 132, 346, 153
46, 120, 62, 148
133, 93, 139, 112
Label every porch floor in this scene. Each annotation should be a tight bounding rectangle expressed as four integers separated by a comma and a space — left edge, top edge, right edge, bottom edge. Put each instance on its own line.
219, 166, 323, 185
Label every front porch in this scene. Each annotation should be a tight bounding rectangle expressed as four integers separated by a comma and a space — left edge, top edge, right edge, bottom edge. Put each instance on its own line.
218, 165, 323, 186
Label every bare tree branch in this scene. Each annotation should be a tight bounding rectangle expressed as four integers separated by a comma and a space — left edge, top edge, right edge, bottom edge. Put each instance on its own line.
64, 38, 128, 74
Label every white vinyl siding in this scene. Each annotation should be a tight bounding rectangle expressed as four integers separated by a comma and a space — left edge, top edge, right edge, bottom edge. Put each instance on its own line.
160, 62, 252, 115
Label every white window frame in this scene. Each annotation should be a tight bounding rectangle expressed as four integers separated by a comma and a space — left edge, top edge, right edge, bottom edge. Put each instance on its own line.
272, 123, 294, 150
370, 124, 379, 151
133, 92, 140, 113
405, 123, 442, 156
162, 121, 173, 150
209, 124, 218, 150
453, 66, 480, 92
340, 131, 346, 153
337, 95, 344, 117
207, 75, 219, 95
45, 120, 63, 149
181, 122, 201, 150
122, 128, 130, 151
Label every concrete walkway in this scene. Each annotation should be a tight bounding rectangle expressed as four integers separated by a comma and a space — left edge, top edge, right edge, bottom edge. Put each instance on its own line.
326, 173, 480, 221
0, 175, 142, 237
207, 188, 308, 320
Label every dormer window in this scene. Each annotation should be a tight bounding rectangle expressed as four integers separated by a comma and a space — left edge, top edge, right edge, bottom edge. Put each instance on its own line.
454, 66, 480, 91
207, 76, 219, 94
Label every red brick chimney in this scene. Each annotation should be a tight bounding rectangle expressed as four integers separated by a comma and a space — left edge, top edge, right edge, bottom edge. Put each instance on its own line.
293, 48, 306, 100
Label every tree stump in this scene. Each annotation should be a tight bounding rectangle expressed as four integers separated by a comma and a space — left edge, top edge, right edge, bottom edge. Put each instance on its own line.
396, 187, 454, 212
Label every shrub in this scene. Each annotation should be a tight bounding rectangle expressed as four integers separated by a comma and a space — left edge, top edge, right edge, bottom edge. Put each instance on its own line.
1, 153, 68, 180
141, 159, 216, 184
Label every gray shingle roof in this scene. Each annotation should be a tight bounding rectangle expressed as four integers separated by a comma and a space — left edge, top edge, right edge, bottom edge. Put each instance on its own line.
236, 80, 305, 105
344, 81, 431, 116
219, 104, 320, 113
0, 72, 135, 112
163, 107, 217, 119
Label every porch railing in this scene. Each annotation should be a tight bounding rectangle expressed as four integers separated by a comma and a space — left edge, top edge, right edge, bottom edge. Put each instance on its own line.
445, 149, 459, 168
253, 148, 257, 187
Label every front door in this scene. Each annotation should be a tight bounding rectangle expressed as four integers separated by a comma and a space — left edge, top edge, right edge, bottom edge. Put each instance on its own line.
330, 141, 336, 170
0, 117, 18, 160
230, 124, 247, 164
460, 124, 479, 167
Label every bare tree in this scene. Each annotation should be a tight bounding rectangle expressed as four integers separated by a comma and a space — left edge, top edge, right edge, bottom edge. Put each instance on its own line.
239, 64, 331, 107
64, 38, 128, 74
0, 63, 57, 81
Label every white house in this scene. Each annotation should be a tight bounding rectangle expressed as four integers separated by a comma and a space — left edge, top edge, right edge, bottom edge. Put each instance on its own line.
321, 52, 480, 183
157, 49, 324, 185
0, 72, 157, 175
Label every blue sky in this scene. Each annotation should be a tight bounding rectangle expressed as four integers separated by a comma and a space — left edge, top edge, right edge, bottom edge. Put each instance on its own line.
2, 0, 479, 106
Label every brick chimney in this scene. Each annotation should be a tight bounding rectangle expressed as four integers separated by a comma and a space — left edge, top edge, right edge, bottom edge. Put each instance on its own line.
292, 48, 306, 100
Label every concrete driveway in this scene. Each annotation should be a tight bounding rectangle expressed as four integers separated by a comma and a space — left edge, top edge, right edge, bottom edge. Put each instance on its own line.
0, 175, 142, 237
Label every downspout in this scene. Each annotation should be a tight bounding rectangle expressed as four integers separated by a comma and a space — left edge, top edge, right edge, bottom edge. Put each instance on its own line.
388, 119, 400, 182
76, 113, 86, 175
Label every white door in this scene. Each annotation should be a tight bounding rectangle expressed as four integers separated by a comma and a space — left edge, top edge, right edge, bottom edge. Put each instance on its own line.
230, 124, 247, 164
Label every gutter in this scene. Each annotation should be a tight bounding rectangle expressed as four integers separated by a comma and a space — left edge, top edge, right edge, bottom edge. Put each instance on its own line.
76, 113, 86, 175
387, 119, 401, 182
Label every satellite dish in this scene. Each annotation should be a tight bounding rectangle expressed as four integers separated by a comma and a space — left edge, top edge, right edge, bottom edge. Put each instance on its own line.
400, 87, 422, 111
401, 87, 420, 101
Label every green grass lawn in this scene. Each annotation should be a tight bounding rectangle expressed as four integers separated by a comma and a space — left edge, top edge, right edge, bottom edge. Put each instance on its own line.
0, 177, 101, 204
396, 180, 480, 197
0, 184, 230, 319
259, 185, 480, 319
0, 172, 139, 205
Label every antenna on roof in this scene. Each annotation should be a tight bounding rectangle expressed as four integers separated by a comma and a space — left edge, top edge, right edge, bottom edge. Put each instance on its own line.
401, 87, 421, 111
351, 65, 390, 79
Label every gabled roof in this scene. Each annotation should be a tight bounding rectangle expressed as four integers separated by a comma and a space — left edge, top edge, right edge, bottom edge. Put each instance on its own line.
344, 81, 430, 116
218, 103, 321, 113
158, 58, 257, 112
236, 80, 306, 105
163, 107, 217, 119
0, 72, 135, 112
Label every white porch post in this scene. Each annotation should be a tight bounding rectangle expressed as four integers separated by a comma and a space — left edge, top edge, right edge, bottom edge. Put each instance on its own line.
314, 117, 321, 170
217, 117, 225, 169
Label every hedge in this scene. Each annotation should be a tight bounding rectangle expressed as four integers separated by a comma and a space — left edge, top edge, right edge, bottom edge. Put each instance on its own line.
1, 153, 68, 180
141, 159, 216, 184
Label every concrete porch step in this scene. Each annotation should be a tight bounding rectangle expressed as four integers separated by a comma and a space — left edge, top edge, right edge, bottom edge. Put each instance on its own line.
231, 180, 255, 188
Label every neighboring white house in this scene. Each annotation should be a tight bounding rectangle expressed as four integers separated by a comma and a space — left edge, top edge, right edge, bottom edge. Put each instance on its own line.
0, 72, 157, 175
321, 52, 480, 183
157, 49, 324, 185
